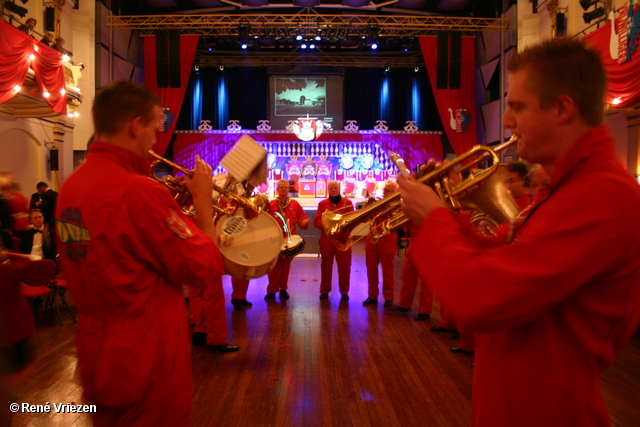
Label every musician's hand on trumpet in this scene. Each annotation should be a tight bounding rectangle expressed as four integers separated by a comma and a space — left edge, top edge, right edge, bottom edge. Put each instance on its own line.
397, 174, 445, 225
184, 155, 217, 243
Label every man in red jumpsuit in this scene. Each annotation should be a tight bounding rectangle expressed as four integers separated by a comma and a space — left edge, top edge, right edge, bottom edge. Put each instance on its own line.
399, 39, 640, 426
396, 223, 433, 320
266, 179, 309, 300
363, 180, 399, 307
314, 180, 353, 300
505, 160, 531, 212
55, 81, 236, 427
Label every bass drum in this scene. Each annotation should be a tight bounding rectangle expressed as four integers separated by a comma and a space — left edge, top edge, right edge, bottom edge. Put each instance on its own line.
216, 208, 283, 280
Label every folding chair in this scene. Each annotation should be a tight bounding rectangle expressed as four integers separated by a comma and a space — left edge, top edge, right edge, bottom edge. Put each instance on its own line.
50, 273, 77, 323
19, 259, 59, 324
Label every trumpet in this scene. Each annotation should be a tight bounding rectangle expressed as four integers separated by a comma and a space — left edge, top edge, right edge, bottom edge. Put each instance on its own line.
148, 151, 266, 219
323, 136, 520, 249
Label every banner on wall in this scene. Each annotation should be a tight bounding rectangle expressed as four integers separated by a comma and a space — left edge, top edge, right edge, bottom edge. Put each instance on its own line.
143, 34, 200, 157
582, 2, 640, 109
419, 35, 478, 155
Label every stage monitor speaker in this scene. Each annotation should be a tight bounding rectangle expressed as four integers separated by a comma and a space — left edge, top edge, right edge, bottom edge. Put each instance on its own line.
155, 30, 169, 88
555, 13, 566, 37
50, 149, 59, 171
168, 30, 181, 88
436, 32, 449, 90
449, 32, 462, 90
45, 7, 55, 32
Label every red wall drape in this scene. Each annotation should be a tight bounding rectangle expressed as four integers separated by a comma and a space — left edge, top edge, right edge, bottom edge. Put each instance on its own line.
0, 20, 67, 115
143, 34, 200, 157
419, 36, 478, 155
582, 4, 640, 109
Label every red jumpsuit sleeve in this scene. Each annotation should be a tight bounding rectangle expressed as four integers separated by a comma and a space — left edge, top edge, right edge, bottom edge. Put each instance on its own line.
412, 174, 640, 334
314, 200, 326, 230
119, 182, 223, 290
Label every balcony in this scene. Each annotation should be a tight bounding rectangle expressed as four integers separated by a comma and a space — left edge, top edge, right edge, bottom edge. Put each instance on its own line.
0, 19, 83, 119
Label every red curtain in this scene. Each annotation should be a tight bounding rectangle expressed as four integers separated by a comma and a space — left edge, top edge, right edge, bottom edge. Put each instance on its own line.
0, 20, 66, 115
582, 4, 640, 109
143, 34, 200, 157
419, 36, 478, 155
31, 42, 67, 115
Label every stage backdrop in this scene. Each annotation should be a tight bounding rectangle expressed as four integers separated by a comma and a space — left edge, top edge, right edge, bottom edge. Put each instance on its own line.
173, 131, 443, 178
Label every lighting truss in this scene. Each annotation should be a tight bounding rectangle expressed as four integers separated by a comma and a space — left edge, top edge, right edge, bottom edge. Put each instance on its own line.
107, 14, 510, 37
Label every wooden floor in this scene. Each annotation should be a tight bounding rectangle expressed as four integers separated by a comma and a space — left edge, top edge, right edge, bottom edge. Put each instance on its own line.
8, 243, 640, 426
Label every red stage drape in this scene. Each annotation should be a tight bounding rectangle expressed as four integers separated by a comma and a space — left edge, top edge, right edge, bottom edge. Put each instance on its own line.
582, 4, 640, 109
0, 20, 67, 115
143, 34, 200, 157
419, 36, 478, 155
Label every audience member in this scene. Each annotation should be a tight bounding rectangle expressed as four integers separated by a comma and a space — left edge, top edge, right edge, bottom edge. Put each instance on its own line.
398, 38, 640, 425
362, 180, 398, 307
55, 80, 231, 426
265, 179, 309, 301
19, 209, 55, 261
29, 182, 58, 227
0, 177, 30, 239
314, 181, 354, 300
40, 32, 54, 47
0, 247, 38, 427
17, 18, 36, 37
53, 37, 71, 56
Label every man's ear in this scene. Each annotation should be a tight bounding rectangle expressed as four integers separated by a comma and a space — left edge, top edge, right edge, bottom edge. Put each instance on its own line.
128, 116, 143, 138
556, 94, 576, 124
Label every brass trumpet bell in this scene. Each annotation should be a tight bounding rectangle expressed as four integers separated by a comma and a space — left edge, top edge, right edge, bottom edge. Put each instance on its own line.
323, 136, 520, 249
148, 150, 265, 218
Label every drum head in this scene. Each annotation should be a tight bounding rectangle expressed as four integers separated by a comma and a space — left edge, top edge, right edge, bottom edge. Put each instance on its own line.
216, 210, 283, 267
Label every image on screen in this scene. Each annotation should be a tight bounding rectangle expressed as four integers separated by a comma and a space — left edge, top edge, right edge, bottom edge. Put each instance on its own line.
269, 75, 344, 131
274, 78, 327, 116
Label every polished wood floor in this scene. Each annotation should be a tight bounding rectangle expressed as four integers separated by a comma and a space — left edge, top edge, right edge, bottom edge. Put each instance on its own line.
9, 243, 640, 426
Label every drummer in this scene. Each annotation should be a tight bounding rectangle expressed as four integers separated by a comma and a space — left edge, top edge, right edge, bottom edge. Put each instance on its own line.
265, 179, 309, 301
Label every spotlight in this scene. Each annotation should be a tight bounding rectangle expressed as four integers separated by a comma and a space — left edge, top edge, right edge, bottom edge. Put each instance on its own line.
238, 25, 251, 49
583, 7, 606, 24
414, 66, 419, 73
219, 64, 224, 71
301, 43, 307, 49
371, 42, 378, 50
384, 65, 390, 74
310, 43, 316, 49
